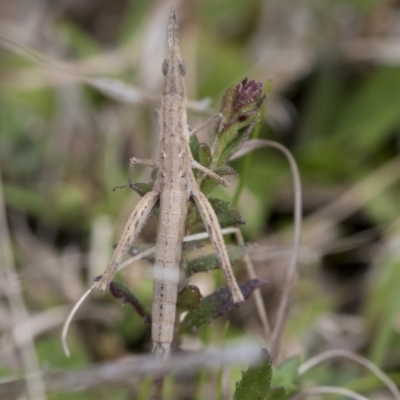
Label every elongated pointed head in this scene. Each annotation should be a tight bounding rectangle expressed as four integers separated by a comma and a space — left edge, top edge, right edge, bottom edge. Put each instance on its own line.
167, 7, 179, 47
162, 7, 186, 96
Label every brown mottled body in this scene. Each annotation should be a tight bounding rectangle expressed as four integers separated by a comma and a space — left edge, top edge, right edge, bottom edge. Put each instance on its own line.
95, 8, 244, 360
151, 37, 191, 356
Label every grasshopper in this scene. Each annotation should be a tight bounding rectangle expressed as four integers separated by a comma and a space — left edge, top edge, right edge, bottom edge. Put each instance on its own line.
94, 7, 244, 360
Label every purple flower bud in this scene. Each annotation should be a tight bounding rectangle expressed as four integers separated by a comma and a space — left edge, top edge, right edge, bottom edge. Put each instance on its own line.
234, 77, 263, 110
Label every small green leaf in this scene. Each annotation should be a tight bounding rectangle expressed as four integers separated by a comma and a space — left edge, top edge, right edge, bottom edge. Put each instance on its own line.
101, 280, 151, 324
219, 83, 237, 121
186, 245, 246, 275
199, 143, 212, 168
200, 177, 219, 196
186, 197, 245, 231
218, 116, 259, 165
185, 201, 200, 230
212, 118, 253, 168
179, 279, 267, 334
177, 285, 203, 310
182, 240, 205, 252
208, 198, 246, 227
190, 134, 201, 162
270, 357, 300, 396
233, 349, 272, 400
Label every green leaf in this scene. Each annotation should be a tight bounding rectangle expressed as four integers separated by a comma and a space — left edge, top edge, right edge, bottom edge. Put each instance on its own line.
219, 83, 238, 120
182, 239, 206, 252
212, 117, 257, 169
233, 349, 272, 400
199, 143, 212, 168
186, 197, 245, 231
179, 279, 267, 334
270, 357, 300, 396
190, 134, 201, 163
200, 177, 220, 196
217, 116, 258, 167
177, 285, 203, 310
186, 245, 246, 275
208, 198, 246, 227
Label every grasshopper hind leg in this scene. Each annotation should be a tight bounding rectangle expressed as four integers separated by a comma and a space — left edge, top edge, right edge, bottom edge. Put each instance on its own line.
191, 189, 244, 304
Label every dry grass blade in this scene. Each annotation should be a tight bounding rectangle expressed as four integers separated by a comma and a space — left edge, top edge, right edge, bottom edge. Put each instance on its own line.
183, 228, 239, 242
232, 139, 302, 360
344, 38, 400, 65
61, 286, 94, 358
0, 35, 212, 112
232, 228, 271, 341
290, 386, 370, 400
1, 341, 261, 399
105, 228, 243, 277
61, 245, 161, 357
8, 306, 70, 350
299, 349, 400, 400
0, 166, 47, 399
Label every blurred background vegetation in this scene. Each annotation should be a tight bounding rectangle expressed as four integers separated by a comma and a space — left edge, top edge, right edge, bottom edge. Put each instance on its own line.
1, 0, 400, 398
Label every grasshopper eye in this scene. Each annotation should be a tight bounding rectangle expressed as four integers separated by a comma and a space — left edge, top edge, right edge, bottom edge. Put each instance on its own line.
179, 62, 186, 76
162, 60, 169, 76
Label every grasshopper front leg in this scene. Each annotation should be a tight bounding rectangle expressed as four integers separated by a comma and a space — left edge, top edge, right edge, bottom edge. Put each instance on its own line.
191, 159, 230, 187
94, 190, 159, 291
189, 113, 222, 136
113, 157, 159, 191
